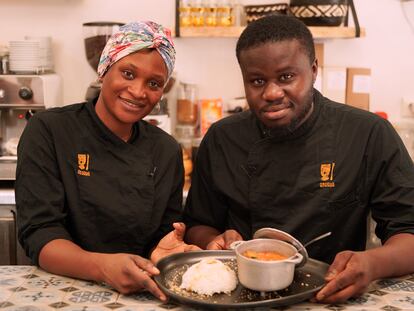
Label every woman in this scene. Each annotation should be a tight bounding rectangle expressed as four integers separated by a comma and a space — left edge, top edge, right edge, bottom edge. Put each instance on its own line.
15, 21, 198, 301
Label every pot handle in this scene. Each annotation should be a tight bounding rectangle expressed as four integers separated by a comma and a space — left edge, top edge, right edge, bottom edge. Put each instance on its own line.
286, 252, 303, 266
229, 240, 244, 250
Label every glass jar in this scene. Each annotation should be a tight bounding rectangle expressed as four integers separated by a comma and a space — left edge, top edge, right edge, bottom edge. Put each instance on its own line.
177, 82, 198, 125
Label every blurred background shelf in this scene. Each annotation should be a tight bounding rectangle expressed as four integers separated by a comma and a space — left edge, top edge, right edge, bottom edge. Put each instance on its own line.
174, 26, 365, 39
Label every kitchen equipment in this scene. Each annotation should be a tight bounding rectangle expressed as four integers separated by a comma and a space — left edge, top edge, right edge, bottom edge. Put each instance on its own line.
154, 250, 328, 309
83, 21, 124, 101
0, 74, 62, 180
233, 239, 303, 292
0, 202, 30, 265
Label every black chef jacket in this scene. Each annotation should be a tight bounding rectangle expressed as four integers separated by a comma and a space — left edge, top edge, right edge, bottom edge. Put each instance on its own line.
184, 90, 414, 263
16, 100, 184, 265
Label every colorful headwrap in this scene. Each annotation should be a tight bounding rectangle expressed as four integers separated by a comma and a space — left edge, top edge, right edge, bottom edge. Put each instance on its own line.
97, 21, 175, 79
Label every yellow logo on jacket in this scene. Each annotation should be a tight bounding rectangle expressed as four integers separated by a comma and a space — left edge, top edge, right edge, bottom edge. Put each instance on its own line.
320, 162, 335, 188
77, 154, 90, 176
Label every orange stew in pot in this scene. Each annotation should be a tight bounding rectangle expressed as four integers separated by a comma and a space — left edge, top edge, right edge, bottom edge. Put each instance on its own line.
242, 250, 288, 261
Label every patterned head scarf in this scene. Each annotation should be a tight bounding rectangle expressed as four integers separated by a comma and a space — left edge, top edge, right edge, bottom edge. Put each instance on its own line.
97, 21, 175, 79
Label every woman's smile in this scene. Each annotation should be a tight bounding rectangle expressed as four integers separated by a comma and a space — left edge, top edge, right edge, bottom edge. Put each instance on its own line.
119, 96, 146, 111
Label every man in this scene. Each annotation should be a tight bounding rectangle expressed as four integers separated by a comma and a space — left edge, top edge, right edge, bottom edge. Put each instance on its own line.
184, 15, 414, 303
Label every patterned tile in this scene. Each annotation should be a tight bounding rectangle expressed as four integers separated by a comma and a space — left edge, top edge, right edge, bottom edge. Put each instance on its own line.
0, 266, 35, 276
61, 287, 80, 293
49, 301, 70, 308
8, 289, 63, 304
384, 293, 414, 310
117, 291, 158, 305
22, 274, 40, 279
159, 302, 180, 309
369, 289, 388, 296
0, 287, 13, 302
116, 307, 167, 311
64, 290, 117, 305
9, 287, 27, 292
59, 306, 109, 311
381, 305, 402, 311
377, 280, 414, 292
285, 302, 329, 310
104, 302, 125, 309
324, 305, 346, 310
25, 276, 73, 289
2, 304, 55, 310
0, 301, 13, 308
72, 280, 114, 292
345, 293, 384, 307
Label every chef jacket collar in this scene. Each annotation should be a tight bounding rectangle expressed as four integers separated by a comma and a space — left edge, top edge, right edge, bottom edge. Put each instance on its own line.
85, 99, 145, 147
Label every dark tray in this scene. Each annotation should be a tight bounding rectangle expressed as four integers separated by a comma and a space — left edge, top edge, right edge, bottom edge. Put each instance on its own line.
154, 250, 328, 309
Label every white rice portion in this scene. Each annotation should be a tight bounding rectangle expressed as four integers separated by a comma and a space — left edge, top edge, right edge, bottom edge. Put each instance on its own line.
180, 258, 238, 296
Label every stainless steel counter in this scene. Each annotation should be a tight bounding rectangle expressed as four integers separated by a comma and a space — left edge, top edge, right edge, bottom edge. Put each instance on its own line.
0, 188, 15, 205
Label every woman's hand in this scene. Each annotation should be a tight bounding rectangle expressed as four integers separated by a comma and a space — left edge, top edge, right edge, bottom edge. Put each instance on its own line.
206, 229, 243, 250
150, 222, 201, 264
96, 253, 167, 301
314, 250, 375, 303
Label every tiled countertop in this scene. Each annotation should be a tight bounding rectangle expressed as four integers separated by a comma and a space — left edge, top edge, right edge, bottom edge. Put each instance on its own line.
0, 266, 414, 310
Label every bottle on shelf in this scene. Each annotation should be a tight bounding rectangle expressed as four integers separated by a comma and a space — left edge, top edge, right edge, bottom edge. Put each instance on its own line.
191, 0, 205, 27
205, 0, 218, 27
179, 0, 193, 27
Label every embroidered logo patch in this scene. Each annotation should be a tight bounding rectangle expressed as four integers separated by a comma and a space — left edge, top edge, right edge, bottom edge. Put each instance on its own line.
320, 162, 335, 188
77, 154, 90, 176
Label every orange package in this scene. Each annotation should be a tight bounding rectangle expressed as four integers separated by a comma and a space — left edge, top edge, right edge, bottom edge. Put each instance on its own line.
200, 99, 223, 136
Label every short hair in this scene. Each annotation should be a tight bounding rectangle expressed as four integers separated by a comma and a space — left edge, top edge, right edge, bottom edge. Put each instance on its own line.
236, 15, 315, 65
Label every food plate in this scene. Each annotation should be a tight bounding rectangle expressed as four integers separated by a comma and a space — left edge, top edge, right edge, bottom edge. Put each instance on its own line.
154, 250, 328, 309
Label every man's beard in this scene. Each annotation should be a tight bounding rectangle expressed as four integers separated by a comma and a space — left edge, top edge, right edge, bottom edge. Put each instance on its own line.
267, 89, 314, 137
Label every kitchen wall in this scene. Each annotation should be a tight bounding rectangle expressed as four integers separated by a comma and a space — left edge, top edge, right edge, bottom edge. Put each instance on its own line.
1, 0, 414, 123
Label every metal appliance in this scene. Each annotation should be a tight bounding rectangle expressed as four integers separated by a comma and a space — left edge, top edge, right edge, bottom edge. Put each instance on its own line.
0, 74, 62, 180
0, 74, 62, 265
83, 22, 124, 101
0, 201, 30, 265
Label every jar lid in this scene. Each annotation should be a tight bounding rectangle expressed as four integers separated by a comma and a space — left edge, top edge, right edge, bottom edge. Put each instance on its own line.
253, 227, 308, 267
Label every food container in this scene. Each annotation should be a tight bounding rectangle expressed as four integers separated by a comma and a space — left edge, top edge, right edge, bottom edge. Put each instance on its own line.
232, 238, 303, 292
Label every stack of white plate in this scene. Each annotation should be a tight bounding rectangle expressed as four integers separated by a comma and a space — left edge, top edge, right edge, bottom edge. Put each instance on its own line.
9, 36, 54, 74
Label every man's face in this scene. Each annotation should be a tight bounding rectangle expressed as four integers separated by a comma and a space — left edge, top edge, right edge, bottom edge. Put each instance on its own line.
239, 40, 317, 131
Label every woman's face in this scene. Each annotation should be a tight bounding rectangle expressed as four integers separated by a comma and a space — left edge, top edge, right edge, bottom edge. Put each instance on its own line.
96, 49, 168, 132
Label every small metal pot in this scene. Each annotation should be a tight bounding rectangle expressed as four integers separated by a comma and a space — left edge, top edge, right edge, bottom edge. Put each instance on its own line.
232, 239, 303, 292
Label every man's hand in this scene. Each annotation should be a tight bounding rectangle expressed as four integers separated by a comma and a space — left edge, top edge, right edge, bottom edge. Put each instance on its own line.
314, 250, 375, 303
95, 253, 167, 301
150, 222, 201, 264
206, 229, 243, 250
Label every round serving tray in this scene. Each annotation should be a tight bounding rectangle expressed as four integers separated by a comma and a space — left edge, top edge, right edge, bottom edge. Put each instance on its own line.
154, 250, 328, 309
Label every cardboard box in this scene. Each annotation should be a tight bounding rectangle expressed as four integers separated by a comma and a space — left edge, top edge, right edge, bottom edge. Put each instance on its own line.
346, 68, 371, 111
315, 43, 324, 67
322, 66, 347, 103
